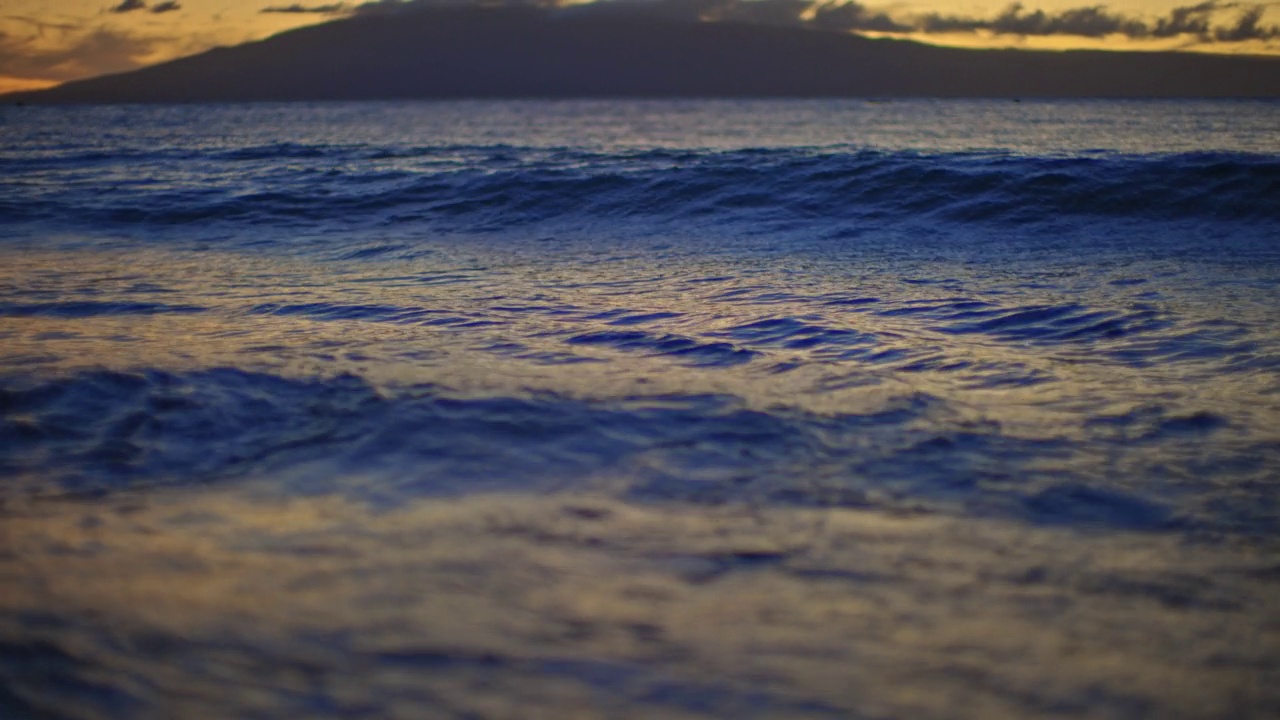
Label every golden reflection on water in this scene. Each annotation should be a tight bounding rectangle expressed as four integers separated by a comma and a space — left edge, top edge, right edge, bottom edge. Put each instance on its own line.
4, 245, 1279, 512
3, 246, 1278, 421
3, 244, 1280, 716
2, 485, 1276, 718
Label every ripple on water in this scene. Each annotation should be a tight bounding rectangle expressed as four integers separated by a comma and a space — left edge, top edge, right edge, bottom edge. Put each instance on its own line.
2, 369, 1273, 536
565, 330, 758, 367
0, 301, 207, 318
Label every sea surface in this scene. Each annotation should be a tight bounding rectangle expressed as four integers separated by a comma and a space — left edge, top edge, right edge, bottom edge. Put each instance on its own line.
1, 99, 1278, 719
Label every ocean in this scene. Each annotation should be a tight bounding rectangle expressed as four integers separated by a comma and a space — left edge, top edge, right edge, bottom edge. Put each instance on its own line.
1, 99, 1278, 719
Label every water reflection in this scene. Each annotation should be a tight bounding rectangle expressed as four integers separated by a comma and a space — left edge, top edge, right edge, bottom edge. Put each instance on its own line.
2, 487, 1275, 719
2, 127, 1279, 717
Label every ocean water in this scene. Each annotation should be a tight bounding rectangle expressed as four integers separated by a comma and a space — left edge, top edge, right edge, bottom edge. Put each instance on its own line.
1, 99, 1278, 719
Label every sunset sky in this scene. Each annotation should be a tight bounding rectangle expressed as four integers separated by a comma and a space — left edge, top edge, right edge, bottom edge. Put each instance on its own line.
2, 0, 1278, 94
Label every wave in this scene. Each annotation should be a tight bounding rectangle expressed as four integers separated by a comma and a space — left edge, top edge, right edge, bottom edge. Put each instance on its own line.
3, 368, 1273, 534
880, 299, 1171, 344
241, 291, 1267, 374
0, 301, 207, 318
2, 147, 1277, 232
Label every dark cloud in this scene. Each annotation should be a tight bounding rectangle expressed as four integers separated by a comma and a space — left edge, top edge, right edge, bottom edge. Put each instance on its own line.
1152, 1, 1217, 37
686, 0, 911, 32
105, 0, 184, 15
108, 0, 148, 13
811, 2, 913, 33
261, 3, 349, 12
993, 5, 1148, 37
1214, 5, 1276, 39
918, 1, 1277, 42
920, 3, 1148, 38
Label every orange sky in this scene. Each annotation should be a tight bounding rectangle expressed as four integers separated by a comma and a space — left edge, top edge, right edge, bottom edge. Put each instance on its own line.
2, 0, 1278, 95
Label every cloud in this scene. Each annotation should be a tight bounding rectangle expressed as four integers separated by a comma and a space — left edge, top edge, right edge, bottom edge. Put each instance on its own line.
991, 5, 1148, 38
0, 26, 159, 81
1214, 5, 1275, 39
4, 16, 82, 34
261, 3, 349, 12
106, 0, 184, 14
919, 3, 1148, 38
681, 0, 912, 32
108, 0, 148, 13
1152, 1, 1218, 37
917, 2, 1279, 42
810, 2, 913, 33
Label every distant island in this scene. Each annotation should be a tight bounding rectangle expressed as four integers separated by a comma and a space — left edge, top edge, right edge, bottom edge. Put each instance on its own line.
6, 6, 1280, 103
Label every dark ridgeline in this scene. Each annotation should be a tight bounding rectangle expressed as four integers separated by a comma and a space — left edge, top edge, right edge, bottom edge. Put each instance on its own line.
5, 6, 1280, 103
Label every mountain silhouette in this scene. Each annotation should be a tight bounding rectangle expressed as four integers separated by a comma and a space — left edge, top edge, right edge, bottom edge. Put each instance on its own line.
6, 6, 1280, 103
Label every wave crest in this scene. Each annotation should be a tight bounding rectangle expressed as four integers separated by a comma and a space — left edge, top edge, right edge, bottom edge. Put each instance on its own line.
4, 148, 1277, 231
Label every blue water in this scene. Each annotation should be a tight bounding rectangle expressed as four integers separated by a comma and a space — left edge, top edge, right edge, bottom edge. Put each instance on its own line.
1, 99, 1278, 719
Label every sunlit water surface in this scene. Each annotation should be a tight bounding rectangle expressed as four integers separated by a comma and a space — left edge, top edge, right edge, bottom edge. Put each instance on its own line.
1, 100, 1278, 719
